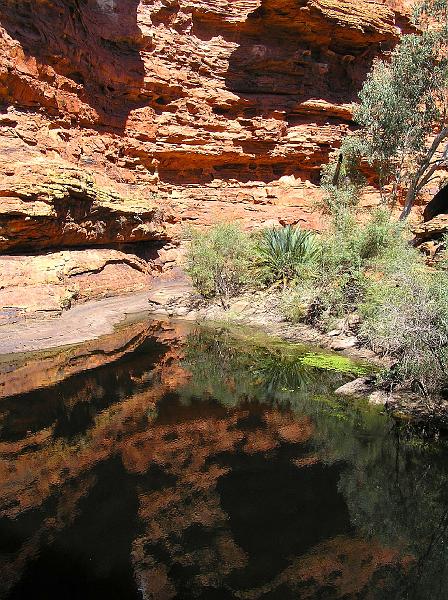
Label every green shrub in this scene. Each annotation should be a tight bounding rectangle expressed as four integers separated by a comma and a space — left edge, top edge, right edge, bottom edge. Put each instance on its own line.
278, 209, 410, 330
280, 287, 311, 324
305, 210, 404, 327
306, 208, 448, 393
357, 208, 405, 261
320, 135, 366, 217
254, 225, 319, 287
361, 265, 448, 394
185, 223, 253, 308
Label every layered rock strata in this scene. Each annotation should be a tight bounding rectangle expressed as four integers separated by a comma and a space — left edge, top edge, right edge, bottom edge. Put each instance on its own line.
0, 0, 410, 314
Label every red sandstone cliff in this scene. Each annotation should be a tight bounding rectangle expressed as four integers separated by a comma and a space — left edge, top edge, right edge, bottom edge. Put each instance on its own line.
0, 0, 410, 315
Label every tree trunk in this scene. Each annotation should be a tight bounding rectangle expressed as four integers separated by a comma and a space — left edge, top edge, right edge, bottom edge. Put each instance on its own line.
399, 183, 418, 220
399, 127, 448, 220
332, 153, 343, 186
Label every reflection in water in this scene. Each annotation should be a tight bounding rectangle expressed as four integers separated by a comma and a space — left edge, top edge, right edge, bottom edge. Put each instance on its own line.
0, 320, 448, 599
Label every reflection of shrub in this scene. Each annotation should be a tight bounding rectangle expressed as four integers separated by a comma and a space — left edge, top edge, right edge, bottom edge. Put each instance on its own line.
180, 326, 363, 407
255, 225, 319, 287
185, 223, 253, 308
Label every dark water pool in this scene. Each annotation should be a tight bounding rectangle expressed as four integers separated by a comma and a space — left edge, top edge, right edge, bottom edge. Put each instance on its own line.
0, 319, 447, 600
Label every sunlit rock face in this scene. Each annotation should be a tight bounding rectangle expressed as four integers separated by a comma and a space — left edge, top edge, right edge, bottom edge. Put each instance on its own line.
0, 0, 410, 311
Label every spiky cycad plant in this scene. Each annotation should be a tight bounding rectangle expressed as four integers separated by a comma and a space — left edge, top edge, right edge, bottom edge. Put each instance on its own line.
255, 225, 319, 287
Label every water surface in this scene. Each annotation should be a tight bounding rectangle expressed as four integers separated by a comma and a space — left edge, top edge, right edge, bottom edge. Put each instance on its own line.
0, 319, 447, 600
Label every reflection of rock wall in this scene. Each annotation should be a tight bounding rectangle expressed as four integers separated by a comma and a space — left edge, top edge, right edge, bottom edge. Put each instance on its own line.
0, 319, 154, 398
0, 1, 410, 313
0, 321, 412, 599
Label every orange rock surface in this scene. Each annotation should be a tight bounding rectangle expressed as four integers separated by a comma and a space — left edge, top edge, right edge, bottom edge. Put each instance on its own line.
0, 0, 410, 312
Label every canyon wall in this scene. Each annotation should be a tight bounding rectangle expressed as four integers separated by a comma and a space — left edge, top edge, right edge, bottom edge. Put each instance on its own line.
0, 0, 410, 316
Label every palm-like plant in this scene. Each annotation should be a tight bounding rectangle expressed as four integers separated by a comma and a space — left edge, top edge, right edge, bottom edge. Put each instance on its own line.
255, 225, 319, 287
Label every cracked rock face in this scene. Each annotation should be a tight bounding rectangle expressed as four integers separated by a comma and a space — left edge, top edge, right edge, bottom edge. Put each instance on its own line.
0, 0, 410, 313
